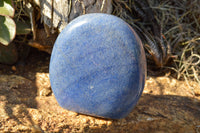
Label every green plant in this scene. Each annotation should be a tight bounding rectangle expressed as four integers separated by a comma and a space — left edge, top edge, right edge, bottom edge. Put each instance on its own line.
0, 0, 16, 45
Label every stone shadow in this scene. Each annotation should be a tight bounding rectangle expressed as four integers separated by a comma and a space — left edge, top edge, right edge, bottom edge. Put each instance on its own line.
84, 94, 200, 133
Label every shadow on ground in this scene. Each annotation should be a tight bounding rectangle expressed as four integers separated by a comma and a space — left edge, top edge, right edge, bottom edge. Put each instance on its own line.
0, 49, 50, 132
82, 93, 200, 133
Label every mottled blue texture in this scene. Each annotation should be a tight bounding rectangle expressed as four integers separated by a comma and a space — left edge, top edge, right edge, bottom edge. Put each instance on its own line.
49, 13, 146, 119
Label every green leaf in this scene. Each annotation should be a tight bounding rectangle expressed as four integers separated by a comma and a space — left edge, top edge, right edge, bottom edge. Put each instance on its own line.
0, 0, 14, 17
15, 20, 31, 35
0, 15, 16, 45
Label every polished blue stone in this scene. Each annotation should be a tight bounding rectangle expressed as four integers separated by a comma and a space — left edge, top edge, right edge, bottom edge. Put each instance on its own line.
49, 13, 146, 119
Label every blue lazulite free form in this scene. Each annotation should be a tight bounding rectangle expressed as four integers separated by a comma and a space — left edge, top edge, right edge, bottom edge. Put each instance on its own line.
49, 13, 146, 119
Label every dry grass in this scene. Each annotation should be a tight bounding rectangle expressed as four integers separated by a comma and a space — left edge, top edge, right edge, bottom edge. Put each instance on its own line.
112, 0, 200, 86
149, 0, 200, 86
13, 0, 30, 22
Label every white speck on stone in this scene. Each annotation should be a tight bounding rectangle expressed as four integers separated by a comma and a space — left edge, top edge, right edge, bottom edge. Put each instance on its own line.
89, 86, 94, 89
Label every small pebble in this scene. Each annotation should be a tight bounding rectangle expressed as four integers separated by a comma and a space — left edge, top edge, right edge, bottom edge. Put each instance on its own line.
11, 66, 17, 71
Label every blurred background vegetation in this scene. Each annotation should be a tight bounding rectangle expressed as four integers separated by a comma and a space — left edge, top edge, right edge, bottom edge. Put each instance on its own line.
0, 0, 199, 87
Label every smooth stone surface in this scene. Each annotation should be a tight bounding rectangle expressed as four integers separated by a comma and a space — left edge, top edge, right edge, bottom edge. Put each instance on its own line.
49, 13, 146, 119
